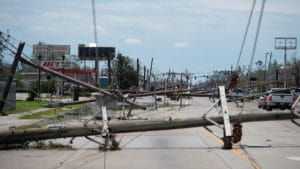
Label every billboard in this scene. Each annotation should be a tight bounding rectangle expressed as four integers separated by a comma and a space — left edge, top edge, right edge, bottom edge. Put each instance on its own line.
78, 45, 115, 60
33, 44, 70, 55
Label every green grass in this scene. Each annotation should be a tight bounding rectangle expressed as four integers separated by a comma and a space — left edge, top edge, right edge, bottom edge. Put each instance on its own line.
5, 100, 48, 114
65, 103, 88, 110
19, 103, 88, 119
19, 109, 59, 119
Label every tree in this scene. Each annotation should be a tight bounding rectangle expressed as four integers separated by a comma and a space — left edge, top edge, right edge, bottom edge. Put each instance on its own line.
112, 54, 138, 90
0, 30, 10, 62
290, 57, 300, 87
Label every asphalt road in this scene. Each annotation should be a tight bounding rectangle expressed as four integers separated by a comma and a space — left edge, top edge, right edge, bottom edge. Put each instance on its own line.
0, 97, 299, 169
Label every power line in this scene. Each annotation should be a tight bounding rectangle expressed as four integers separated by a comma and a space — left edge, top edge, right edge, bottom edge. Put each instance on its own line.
235, 0, 257, 71
248, 0, 266, 87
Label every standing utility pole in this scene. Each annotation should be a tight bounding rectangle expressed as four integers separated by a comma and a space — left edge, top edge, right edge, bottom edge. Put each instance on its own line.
264, 52, 269, 82
61, 54, 65, 96
268, 52, 272, 81
137, 59, 140, 85
180, 73, 183, 108
107, 55, 111, 87
148, 58, 153, 90
275, 37, 297, 88
143, 66, 146, 90
38, 54, 42, 98
91, 0, 99, 86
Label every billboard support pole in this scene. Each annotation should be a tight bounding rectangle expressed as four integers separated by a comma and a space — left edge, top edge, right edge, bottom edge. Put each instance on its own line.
108, 55, 111, 87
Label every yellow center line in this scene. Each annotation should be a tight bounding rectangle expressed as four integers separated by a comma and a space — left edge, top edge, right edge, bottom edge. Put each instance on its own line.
200, 127, 249, 162
172, 109, 261, 169
200, 126, 262, 169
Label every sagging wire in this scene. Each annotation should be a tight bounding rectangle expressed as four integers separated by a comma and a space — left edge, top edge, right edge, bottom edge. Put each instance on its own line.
0, 30, 35, 59
247, 0, 266, 87
235, 0, 257, 71
240, 0, 266, 110
0, 33, 34, 63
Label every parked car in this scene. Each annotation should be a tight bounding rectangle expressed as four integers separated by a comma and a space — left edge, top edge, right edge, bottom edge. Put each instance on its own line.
258, 91, 270, 109
228, 88, 245, 97
264, 88, 297, 111
258, 96, 264, 108
290, 88, 300, 97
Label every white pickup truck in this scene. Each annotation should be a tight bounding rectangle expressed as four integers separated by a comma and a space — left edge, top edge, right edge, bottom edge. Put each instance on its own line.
264, 88, 297, 111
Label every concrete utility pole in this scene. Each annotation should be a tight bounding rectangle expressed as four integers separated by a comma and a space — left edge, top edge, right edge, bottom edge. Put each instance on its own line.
0, 111, 297, 144
275, 37, 297, 88
0, 42, 25, 113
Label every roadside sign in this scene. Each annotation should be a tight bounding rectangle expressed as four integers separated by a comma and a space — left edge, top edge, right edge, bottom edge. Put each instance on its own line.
39, 61, 73, 69
33, 44, 70, 55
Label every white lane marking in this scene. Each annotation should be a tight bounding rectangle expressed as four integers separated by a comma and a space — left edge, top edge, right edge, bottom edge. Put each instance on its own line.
286, 156, 300, 161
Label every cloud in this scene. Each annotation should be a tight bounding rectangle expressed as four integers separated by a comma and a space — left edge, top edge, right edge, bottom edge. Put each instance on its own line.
124, 37, 142, 45
174, 42, 189, 48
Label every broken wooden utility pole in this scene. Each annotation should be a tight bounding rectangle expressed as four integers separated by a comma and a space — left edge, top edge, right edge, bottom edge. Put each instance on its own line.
0, 111, 298, 145
0, 42, 25, 113
18, 56, 145, 110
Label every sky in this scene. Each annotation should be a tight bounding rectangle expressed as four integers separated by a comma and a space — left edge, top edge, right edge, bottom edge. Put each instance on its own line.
0, 0, 299, 76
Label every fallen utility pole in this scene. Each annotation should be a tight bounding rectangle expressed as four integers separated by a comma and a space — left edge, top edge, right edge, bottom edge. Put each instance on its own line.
18, 56, 145, 110
0, 42, 25, 113
129, 89, 213, 97
0, 111, 298, 144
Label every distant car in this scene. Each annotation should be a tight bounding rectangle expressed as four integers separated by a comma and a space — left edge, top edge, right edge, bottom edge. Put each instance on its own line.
229, 88, 245, 97
244, 88, 256, 95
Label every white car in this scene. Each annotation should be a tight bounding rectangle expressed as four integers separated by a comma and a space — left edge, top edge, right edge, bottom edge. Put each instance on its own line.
265, 88, 296, 111
291, 88, 300, 97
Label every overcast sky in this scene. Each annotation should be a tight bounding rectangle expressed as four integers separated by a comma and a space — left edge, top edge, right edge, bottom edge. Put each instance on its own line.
1, 0, 299, 75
